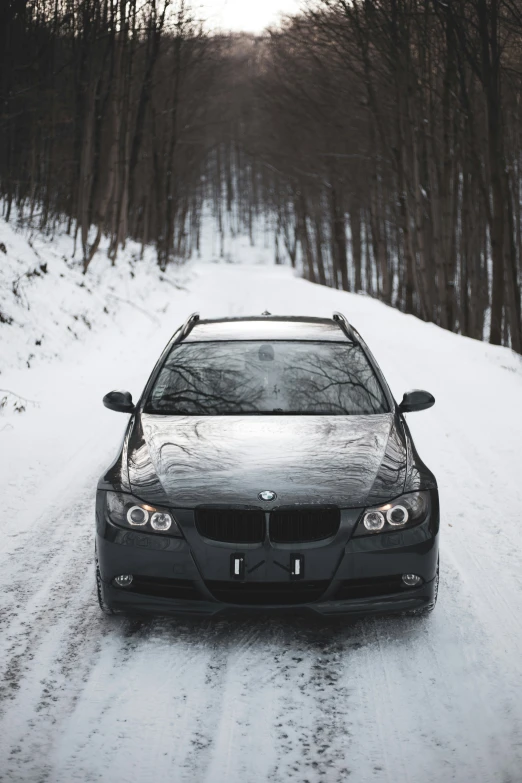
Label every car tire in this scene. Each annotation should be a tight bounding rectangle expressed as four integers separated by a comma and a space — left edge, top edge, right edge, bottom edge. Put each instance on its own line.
95, 551, 114, 615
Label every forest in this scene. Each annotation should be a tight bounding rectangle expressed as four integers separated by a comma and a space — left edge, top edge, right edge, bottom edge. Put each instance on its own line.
1, 0, 522, 352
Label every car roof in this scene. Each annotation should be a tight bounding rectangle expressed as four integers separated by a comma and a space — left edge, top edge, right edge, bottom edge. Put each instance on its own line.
183, 316, 353, 343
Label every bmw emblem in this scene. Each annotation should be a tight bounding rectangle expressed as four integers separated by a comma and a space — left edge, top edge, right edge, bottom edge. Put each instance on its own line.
258, 490, 277, 502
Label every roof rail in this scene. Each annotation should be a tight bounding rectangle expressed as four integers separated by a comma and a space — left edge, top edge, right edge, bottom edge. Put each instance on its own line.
332, 311, 349, 328
332, 311, 358, 343
180, 312, 200, 340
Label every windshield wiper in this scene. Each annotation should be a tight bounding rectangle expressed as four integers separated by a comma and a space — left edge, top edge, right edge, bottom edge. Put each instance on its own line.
242, 409, 343, 415
145, 408, 350, 416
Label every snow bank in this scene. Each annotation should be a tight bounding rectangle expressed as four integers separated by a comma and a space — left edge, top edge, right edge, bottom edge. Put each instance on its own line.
0, 213, 276, 391
0, 219, 191, 383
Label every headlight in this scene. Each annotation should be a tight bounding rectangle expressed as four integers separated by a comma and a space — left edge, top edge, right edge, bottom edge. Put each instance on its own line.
354, 491, 430, 537
362, 510, 385, 531
150, 512, 172, 532
105, 492, 181, 537
127, 506, 149, 526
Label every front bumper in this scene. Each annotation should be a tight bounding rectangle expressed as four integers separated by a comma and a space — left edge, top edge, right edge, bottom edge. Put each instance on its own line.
97, 572, 437, 617
95, 492, 439, 617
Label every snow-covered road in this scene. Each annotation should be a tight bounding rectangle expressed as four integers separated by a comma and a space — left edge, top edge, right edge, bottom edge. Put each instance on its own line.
1, 259, 522, 783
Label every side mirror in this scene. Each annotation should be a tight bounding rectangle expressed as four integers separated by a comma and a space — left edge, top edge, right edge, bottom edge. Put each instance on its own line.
399, 389, 435, 413
103, 390, 135, 413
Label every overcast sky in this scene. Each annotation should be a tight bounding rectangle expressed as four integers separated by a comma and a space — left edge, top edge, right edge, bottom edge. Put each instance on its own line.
196, 0, 302, 33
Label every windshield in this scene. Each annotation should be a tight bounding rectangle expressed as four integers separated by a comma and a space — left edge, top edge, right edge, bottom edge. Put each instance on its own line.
145, 340, 389, 416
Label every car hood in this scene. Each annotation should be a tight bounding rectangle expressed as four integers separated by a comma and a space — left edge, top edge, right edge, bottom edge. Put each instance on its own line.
126, 413, 409, 508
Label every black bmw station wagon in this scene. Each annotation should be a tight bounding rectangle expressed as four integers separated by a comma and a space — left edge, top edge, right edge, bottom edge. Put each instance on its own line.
95, 313, 439, 617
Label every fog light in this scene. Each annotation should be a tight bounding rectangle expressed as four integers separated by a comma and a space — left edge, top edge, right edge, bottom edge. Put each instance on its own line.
114, 574, 133, 588
402, 574, 422, 587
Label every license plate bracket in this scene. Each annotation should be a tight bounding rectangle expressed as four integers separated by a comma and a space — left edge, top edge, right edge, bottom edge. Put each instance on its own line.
290, 553, 304, 580
230, 553, 245, 580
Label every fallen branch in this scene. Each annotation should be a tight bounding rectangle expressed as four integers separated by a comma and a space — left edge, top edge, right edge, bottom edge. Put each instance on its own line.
0, 389, 39, 412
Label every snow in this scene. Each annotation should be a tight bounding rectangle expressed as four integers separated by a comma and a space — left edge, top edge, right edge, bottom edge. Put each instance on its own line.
1, 217, 522, 782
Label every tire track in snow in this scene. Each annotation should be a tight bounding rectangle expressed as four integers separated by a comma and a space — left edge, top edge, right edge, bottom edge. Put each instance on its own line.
51, 623, 218, 783
0, 444, 126, 782
0, 554, 116, 780
241, 621, 355, 783
0, 489, 102, 712
199, 618, 283, 783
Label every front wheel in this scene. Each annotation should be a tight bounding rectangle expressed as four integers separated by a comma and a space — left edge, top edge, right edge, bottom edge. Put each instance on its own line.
95, 551, 114, 615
